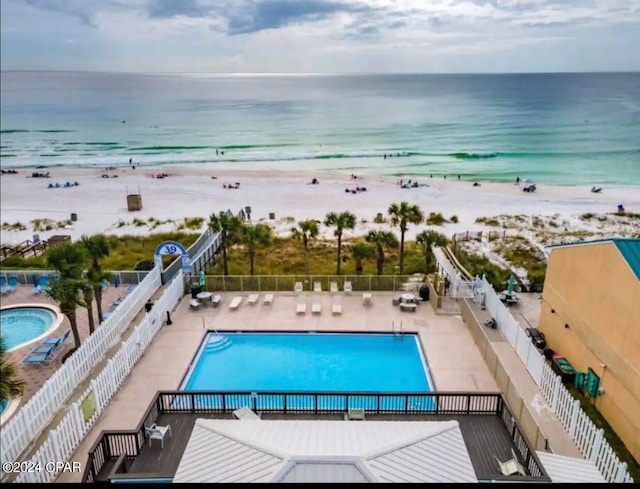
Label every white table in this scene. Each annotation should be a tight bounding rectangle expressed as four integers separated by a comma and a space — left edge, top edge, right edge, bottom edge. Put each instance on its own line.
400, 293, 416, 302
196, 291, 213, 302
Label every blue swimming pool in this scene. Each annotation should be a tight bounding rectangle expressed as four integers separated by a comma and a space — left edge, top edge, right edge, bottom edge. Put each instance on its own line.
182, 332, 433, 393
1, 399, 7, 414
0, 307, 58, 350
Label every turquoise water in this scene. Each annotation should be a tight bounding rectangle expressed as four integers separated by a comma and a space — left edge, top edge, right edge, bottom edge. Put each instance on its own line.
182, 332, 432, 393
0, 307, 56, 349
1, 72, 639, 186
1, 399, 7, 414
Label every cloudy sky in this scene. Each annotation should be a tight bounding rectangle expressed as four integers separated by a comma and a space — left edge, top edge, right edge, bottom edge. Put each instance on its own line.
1, 0, 639, 73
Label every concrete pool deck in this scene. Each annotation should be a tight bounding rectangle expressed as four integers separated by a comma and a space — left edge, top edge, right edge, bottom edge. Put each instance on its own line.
57, 291, 499, 482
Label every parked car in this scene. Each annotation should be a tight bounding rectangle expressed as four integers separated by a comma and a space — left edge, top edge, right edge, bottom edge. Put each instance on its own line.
526, 327, 547, 349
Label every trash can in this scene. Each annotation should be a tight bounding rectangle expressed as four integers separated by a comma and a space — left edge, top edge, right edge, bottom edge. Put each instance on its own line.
70, 213, 78, 222
419, 284, 429, 301
145, 300, 154, 313
269, 212, 276, 220
191, 284, 202, 299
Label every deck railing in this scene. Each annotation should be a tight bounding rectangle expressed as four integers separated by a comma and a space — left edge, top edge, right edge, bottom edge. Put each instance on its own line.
203, 274, 418, 292
83, 390, 548, 483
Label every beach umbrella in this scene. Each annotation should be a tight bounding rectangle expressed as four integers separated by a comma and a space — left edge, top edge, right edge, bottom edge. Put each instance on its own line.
523, 178, 534, 184
507, 274, 516, 294
198, 270, 205, 287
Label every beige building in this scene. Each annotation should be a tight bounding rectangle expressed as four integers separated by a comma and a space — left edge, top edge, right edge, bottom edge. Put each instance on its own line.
538, 238, 640, 462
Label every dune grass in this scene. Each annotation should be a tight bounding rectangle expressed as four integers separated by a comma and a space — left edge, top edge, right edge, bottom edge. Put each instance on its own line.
0, 232, 200, 270
206, 235, 430, 276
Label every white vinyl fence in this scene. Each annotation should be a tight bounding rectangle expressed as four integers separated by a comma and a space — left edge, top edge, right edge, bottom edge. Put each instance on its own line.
476, 276, 633, 483
14, 271, 185, 483
0, 265, 162, 475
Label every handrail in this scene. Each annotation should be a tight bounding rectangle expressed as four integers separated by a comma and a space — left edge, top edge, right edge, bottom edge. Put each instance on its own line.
83, 390, 551, 483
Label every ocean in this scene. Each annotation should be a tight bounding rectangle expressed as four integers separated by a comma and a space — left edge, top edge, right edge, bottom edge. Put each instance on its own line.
1, 71, 639, 186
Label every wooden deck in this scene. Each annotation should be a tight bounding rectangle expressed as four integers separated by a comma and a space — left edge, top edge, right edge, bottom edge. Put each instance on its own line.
100, 412, 533, 482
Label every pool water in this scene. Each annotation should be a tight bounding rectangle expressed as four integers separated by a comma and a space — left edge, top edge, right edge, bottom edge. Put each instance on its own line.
182, 332, 433, 392
0, 307, 57, 350
1, 399, 7, 414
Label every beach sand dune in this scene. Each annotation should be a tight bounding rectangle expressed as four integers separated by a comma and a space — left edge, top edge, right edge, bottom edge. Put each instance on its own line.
1, 166, 638, 245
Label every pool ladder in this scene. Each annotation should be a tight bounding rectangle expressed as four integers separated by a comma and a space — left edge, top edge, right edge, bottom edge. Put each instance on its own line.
392, 321, 404, 335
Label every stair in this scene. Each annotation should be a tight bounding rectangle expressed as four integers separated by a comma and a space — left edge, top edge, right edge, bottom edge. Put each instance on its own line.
205, 335, 231, 353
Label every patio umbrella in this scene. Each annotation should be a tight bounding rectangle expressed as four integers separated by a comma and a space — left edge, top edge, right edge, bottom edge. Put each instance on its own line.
507, 274, 516, 294
198, 270, 205, 287
32, 274, 39, 286
114, 273, 121, 288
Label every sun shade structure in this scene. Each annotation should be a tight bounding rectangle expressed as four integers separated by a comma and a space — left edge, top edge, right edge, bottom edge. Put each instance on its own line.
173, 419, 477, 483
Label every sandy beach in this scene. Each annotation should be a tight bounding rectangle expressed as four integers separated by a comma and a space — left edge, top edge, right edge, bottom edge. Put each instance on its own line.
1, 164, 639, 247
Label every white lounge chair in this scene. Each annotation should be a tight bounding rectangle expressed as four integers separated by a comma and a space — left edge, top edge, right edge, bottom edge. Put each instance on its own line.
145, 423, 172, 449
495, 449, 527, 476
332, 297, 342, 315
190, 298, 201, 310
233, 407, 261, 420
313, 281, 322, 292
362, 292, 372, 305
229, 296, 243, 310
294, 281, 303, 294
312, 298, 322, 315
263, 293, 274, 305
247, 293, 259, 305
211, 295, 222, 307
296, 301, 307, 315
344, 281, 353, 294
330, 281, 339, 293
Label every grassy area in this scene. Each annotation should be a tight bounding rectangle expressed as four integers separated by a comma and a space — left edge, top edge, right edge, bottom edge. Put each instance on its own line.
492, 236, 547, 292
567, 386, 640, 481
0, 232, 200, 271
206, 235, 430, 276
451, 245, 511, 290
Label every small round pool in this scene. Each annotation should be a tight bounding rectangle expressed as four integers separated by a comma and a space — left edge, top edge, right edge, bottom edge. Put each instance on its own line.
0, 305, 62, 351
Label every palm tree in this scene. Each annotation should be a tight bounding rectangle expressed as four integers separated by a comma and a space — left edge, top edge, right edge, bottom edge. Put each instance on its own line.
348, 243, 375, 275
209, 211, 243, 275
1, 336, 25, 404
291, 220, 319, 275
46, 277, 86, 351
365, 230, 399, 275
388, 202, 424, 273
239, 223, 273, 275
323, 211, 356, 275
416, 230, 449, 273
47, 242, 89, 350
81, 235, 113, 324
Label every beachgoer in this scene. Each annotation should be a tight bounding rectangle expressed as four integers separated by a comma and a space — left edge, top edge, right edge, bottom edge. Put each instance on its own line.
515, 177, 520, 186
458, 174, 461, 180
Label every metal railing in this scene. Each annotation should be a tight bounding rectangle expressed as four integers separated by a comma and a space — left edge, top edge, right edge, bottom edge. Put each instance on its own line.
83, 390, 549, 483
0, 269, 150, 285
203, 275, 419, 292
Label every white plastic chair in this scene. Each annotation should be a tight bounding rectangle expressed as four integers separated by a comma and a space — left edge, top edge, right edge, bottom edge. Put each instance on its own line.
145, 423, 172, 449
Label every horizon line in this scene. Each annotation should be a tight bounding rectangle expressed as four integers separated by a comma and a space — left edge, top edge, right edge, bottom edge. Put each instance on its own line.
1, 69, 639, 76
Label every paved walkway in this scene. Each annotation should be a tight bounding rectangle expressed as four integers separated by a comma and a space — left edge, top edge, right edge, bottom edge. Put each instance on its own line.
1, 283, 161, 477
1, 285, 127, 405
464, 298, 582, 458
57, 291, 498, 482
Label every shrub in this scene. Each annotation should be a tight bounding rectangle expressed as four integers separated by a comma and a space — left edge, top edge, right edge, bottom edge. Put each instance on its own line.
426, 213, 447, 226
134, 259, 155, 271
450, 215, 459, 223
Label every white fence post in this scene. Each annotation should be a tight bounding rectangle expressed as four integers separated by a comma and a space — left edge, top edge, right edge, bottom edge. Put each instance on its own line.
568, 399, 580, 438
615, 462, 629, 483
590, 428, 604, 462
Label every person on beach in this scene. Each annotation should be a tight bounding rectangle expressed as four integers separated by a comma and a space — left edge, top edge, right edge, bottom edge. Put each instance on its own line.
515, 176, 520, 186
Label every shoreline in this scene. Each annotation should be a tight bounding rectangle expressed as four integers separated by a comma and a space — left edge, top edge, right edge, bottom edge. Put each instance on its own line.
1, 164, 638, 246
2, 158, 639, 188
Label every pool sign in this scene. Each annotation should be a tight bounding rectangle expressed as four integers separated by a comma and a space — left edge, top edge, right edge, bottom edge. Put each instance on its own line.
181, 254, 191, 271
